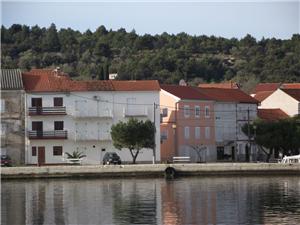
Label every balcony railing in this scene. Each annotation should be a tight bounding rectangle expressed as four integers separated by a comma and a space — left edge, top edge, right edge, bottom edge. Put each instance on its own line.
123, 107, 148, 117
75, 132, 111, 141
73, 109, 113, 118
28, 130, 68, 139
29, 107, 66, 116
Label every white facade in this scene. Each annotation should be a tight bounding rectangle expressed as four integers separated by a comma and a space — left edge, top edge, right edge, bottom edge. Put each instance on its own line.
259, 89, 300, 116
25, 91, 160, 164
214, 102, 257, 161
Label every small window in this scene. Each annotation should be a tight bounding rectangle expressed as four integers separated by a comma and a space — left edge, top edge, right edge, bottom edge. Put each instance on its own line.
32, 147, 37, 156
184, 105, 190, 118
54, 121, 64, 130
1, 99, 5, 113
54, 97, 63, 107
195, 127, 200, 139
184, 126, 190, 139
53, 146, 63, 156
31, 98, 42, 107
205, 106, 210, 118
205, 127, 210, 139
161, 130, 168, 140
195, 106, 200, 117
1, 123, 7, 136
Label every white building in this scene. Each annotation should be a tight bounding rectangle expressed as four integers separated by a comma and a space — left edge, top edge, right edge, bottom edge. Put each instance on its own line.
258, 88, 300, 117
22, 69, 160, 165
198, 88, 259, 162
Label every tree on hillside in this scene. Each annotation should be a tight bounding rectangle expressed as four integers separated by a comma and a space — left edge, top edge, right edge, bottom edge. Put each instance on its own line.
2, 23, 300, 84
110, 118, 155, 164
42, 23, 61, 52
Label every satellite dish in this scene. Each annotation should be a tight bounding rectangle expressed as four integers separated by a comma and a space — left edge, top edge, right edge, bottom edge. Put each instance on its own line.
179, 79, 187, 86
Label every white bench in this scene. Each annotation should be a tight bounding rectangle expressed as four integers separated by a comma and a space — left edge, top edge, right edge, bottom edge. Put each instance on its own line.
173, 156, 190, 163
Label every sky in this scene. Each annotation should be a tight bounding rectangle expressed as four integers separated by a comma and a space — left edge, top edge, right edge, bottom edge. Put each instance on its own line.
1, 0, 299, 40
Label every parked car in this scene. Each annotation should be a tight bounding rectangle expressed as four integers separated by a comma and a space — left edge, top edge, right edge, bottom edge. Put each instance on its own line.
103, 152, 122, 165
1, 155, 12, 167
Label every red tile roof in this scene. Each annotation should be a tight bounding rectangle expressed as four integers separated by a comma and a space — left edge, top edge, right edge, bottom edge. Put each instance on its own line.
161, 84, 258, 103
258, 108, 289, 121
252, 83, 281, 94
253, 91, 274, 102
281, 83, 300, 89
198, 81, 239, 89
22, 69, 160, 92
160, 84, 212, 100
281, 89, 300, 101
197, 88, 259, 104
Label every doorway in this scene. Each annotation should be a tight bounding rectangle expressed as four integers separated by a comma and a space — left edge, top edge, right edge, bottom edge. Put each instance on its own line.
38, 146, 45, 165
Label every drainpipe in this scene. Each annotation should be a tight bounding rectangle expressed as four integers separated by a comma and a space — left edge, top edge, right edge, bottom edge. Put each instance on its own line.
174, 102, 179, 156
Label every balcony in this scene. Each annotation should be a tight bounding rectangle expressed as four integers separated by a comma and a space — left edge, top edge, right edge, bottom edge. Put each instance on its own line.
29, 107, 66, 116
28, 130, 68, 140
75, 132, 111, 141
123, 107, 148, 117
73, 109, 113, 118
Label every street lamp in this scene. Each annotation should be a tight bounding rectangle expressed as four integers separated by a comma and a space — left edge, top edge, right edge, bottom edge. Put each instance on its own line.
253, 125, 257, 161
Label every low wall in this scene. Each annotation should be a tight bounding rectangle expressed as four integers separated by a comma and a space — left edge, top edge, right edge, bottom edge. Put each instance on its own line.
1, 163, 300, 179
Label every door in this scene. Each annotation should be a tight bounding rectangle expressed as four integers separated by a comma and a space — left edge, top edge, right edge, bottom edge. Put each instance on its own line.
32, 121, 43, 137
32, 98, 42, 114
38, 147, 45, 165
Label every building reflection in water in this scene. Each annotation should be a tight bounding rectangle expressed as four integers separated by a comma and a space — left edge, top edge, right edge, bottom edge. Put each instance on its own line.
1, 176, 300, 225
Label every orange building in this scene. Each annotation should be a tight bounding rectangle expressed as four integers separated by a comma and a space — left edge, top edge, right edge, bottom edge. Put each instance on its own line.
160, 85, 215, 162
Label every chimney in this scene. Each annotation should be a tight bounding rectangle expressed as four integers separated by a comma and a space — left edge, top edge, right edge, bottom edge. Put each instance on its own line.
179, 79, 187, 86
53, 67, 62, 76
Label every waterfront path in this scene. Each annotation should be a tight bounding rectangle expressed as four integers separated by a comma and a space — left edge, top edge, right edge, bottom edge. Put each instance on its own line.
1, 163, 300, 179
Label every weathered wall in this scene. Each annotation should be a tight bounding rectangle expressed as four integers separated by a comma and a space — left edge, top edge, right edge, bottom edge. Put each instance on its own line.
1, 90, 25, 164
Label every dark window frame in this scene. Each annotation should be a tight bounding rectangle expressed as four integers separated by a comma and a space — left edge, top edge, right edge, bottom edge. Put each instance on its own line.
31, 98, 42, 107
54, 121, 64, 130
53, 146, 63, 156
54, 97, 63, 107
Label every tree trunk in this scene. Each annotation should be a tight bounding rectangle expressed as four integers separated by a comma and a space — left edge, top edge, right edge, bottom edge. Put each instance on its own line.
129, 149, 139, 164
267, 148, 273, 162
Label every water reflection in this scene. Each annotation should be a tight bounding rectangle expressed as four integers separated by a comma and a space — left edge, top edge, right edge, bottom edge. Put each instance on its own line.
1, 176, 300, 225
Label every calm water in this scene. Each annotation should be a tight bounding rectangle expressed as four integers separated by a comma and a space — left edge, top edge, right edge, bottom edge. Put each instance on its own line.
2, 176, 300, 225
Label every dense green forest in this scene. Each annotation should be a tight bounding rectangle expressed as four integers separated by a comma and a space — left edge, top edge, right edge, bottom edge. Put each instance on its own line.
1, 24, 300, 91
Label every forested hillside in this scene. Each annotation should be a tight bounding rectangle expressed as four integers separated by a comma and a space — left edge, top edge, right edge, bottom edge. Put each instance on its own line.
2, 24, 300, 91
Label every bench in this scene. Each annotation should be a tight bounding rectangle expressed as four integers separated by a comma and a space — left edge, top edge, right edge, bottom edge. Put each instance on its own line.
173, 156, 190, 163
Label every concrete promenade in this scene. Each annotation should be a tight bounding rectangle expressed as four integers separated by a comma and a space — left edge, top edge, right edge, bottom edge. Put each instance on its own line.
1, 163, 300, 179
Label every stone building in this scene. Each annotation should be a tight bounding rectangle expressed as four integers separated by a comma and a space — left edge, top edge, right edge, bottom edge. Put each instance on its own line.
1, 69, 25, 165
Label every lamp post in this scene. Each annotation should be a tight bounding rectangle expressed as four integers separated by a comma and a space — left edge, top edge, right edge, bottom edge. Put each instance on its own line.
253, 125, 257, 161
172, 124, 177, 158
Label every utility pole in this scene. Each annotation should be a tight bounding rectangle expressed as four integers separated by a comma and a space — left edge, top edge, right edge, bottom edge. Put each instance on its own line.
247, 108, 251, 162
153, 103, 157, 164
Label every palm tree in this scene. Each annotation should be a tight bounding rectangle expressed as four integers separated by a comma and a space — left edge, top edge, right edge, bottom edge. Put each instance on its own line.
65, 150, 86, 159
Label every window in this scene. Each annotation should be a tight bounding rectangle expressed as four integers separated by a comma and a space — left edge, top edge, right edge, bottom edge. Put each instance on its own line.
184, 126, 190, 139
32, 147, 37, 156
53, 146, 63, 156
161, 130, 168, 140
195, 106, 200, 118
205, 106, 210, 118
32, 121, 43, 131
1, 123, 6, 136
31, 98, 42, 107
205, 127, 210, 139
54, 121, 64, 130
1, 99, 5, 113
195, 127, 200, 139
217, 147, 225, 160
54, 97, 63, 107
184, 105, 190, 118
